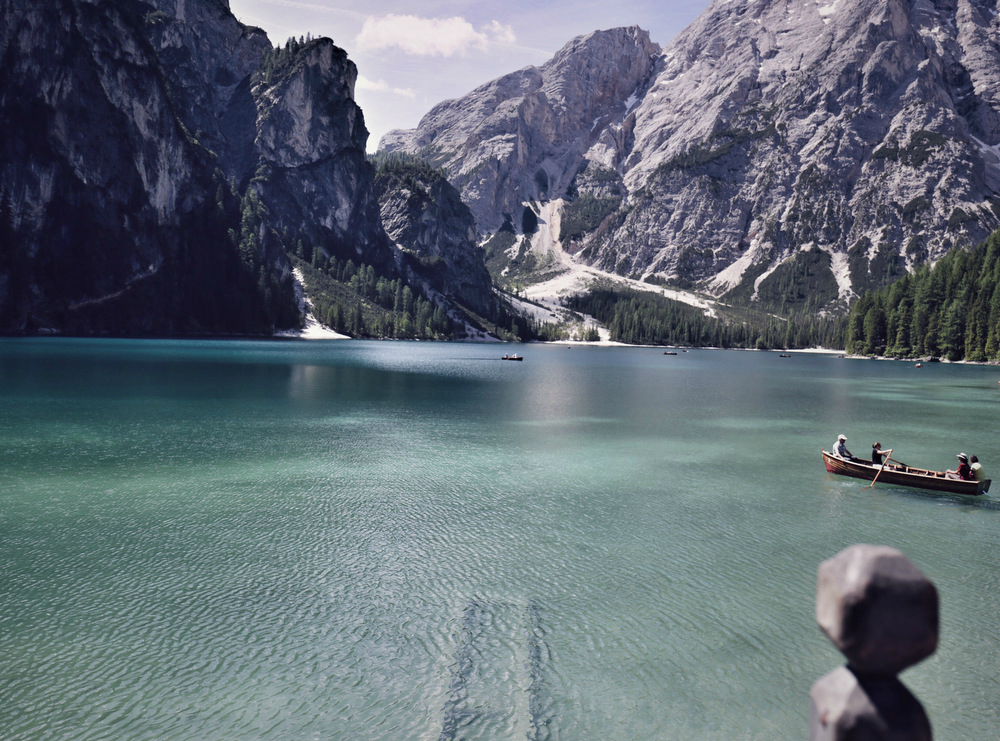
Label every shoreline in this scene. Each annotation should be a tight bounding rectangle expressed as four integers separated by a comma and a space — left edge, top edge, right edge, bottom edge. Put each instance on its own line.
8, 330, 999, 367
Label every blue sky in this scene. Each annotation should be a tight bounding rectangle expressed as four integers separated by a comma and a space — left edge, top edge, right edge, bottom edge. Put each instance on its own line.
226, 0, 711, 151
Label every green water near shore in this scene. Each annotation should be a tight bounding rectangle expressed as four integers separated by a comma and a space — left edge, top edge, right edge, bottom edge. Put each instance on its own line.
2, 338, 998, 740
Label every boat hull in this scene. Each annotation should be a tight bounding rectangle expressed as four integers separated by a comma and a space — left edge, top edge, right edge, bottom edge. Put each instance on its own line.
822, 450, 991, 496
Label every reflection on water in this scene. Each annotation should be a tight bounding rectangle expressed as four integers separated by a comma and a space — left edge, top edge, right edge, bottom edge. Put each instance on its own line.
1, 340, 999, 740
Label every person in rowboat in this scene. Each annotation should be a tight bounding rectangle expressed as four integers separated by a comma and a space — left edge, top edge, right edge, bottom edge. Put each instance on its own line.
871, 442, 892, 466
970, 455, 985, 482
946, 453, 973, 480
833, 434, 861, 462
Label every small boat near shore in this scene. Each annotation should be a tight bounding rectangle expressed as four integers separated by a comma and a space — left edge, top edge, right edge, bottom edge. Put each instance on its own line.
501, 354, 523, 361
822, 450, 991, 496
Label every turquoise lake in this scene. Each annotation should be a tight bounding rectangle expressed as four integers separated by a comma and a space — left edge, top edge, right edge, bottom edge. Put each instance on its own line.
2, 338, 999, 740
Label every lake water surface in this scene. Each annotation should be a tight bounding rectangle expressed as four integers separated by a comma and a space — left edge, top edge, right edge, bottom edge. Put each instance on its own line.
2, 338, 999, 740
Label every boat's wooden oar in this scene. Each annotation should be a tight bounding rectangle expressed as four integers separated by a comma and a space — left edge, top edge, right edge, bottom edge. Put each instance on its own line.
869, 449, 893, 488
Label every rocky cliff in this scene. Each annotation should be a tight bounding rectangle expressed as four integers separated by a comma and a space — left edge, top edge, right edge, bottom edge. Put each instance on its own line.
379, 27, 661, 236
0, 0, 279, 334
250, 38, 395, 274
141, 0, 270, 185
381, 0, 1000, 312
0, 0, 494, 336
374, 158, 498, 320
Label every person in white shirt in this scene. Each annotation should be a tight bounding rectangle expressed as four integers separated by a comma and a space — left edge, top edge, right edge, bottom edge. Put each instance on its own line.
833, 434, 858, 462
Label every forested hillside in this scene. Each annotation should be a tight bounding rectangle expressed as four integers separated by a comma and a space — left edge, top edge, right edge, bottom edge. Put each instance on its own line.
846, 229, 1000, 361
566, 282, 845, 350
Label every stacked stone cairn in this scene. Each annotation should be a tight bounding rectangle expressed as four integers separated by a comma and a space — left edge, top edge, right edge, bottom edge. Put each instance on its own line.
810, 544, 939, 740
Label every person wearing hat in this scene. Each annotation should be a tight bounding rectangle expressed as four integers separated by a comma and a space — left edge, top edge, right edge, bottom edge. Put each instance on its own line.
947, 453, 973, 480
833, 434, 858, 461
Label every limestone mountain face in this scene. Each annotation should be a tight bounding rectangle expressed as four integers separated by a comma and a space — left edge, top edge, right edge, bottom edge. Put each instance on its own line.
380, 27, 662, 236
251, 39, 395, 273
382, 0, 1000, 311
0, 0, 485, 335
146, 0, 390, 270
142, 0, 270, 184
375, 162, 499, 320
0, 0, 270, 333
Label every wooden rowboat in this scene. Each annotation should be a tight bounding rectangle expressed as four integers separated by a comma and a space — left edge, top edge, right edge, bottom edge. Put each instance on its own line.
822, 450, 991, 496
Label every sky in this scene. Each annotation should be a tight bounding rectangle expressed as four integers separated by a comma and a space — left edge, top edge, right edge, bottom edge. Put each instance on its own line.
226, 0, 711, 152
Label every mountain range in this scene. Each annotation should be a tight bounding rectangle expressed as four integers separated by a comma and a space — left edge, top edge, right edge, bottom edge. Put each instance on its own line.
4, 0, 1000, 338
382, 0, 1000, 314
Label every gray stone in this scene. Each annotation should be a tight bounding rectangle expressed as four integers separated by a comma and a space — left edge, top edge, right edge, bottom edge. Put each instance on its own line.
251, 39, 394, 271
810, 665, 932, 741
816, 544, 938, 676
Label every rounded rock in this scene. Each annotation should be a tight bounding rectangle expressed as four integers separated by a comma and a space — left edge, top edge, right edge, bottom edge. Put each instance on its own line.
816, 544, 938, 676
809, 666, 932, 741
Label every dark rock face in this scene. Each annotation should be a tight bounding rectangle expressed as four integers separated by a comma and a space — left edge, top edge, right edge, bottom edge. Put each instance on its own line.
375, 163, 498, 319
0, 0, 269, 334
251, 39, 394, 273
383, 2, 1000, 310
0, 0, 470, 335
141, 0, 271, 186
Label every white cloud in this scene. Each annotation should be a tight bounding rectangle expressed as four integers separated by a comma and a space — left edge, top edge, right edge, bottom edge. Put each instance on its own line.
356, 75, 416, 98
355, 14, 516, 57
482, 19, 517, 46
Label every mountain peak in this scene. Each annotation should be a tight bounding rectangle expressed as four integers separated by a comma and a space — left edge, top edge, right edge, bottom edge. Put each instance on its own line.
380, 26, 660, 234
382, 0, 1000, 311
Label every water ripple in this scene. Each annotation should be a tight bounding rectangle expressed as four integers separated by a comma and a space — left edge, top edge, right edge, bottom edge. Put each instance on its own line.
5, 341, 1000, 739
